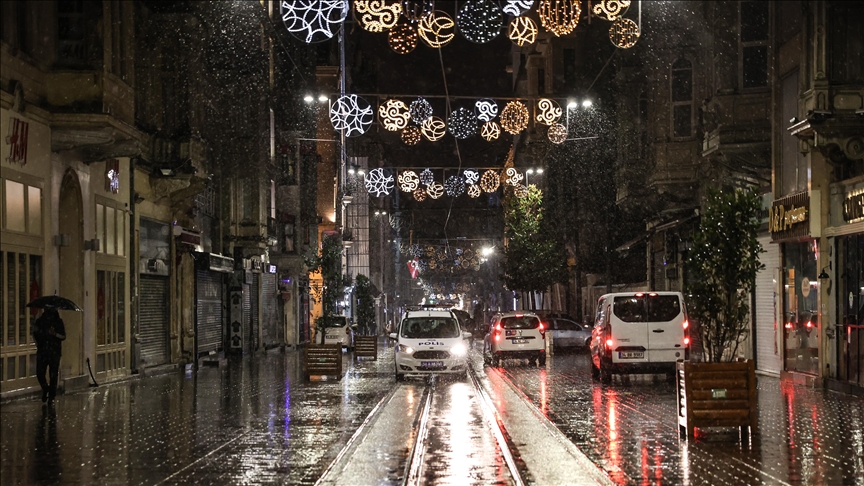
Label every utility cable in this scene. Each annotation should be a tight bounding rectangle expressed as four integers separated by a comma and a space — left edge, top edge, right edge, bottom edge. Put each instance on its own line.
437, 47, 466, 257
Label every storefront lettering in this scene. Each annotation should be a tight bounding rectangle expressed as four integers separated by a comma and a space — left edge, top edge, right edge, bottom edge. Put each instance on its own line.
769, 204, 808, 233
843, 190, 864, 223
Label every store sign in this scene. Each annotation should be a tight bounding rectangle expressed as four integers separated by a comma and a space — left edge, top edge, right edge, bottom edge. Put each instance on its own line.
769, 204, 807, 232
769, 192, 812, 242
843, 189, 864, 223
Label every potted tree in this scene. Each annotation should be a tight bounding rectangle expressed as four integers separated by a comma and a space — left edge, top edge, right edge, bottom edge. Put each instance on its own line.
353, 274, 378, 359
303, 233, 350, 379
678, 187, 764, 437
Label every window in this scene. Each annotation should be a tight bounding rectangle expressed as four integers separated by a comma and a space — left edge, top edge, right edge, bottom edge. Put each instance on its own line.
740, 1, 769, 89
828, 3, 864, 84
671, 59, 692, 138
501, 315, 541, 329
779, 71, 808, 196
241, 178, 255, 221
2, 179, 41, 235
613, 297, 645, 323
96, 270, 125, 346
563, 48, 576, 89
270, 180, 276, 220
280, 151, 297, 185
0, 251, 41, 382
96, 202, 126, 256
57, 0, 85, 63
110, 1, 127, 79
284, 222, 295, 253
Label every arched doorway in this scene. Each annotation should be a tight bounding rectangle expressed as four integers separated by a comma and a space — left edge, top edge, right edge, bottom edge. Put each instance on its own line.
58, 170, 84, 379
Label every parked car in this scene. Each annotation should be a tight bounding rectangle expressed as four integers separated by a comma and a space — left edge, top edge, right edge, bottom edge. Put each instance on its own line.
589, 292, 690, 383
483, 312, 546, 367
548, 318, 592, 349
322, 315, 356, 350
390, 308, 473, 381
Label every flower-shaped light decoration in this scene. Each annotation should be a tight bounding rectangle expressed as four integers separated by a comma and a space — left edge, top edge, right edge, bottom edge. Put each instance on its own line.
378, 99, 411, 131
474, 99, 498, 122
513, 183, 529, 198
500, 101, 530, 134
508, 16, 538, 46
355, 1, 403, 32
365, 168, 395, 197
419, 168, 435, 186
592, 0, 630, 21
402, 126, 421, 145
444, 175, 466, 197
427, 181, 445, 199
456, 0, 503, 44
388, 22, 418, 54
413, 187, 427, 201
504, 167, 524, 186
467, 184, 482, 198
398, 170, 420, 192
481, 121, 501, 141
281, 1, 349, 43
447, 107, 478, 139
535, 98, 562, 125
503, 0, 535, 16
401, 0, 433, 21
609, 17, 640, 49
420, 116, 447, 141
537, 0, 582, 37
480, 169, 500, 192
410, 98, 434, 124
417, 11, 456, 48
330, 95, 374, 137
464, 169, 480, 185
548, 123, 568, 144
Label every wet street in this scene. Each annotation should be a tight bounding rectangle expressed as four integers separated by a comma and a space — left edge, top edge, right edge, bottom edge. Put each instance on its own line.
2, 340, 863, 485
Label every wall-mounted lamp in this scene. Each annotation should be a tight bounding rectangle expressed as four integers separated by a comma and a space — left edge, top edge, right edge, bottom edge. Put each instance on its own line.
160, 168, 174, 176
817, 266, 830, 281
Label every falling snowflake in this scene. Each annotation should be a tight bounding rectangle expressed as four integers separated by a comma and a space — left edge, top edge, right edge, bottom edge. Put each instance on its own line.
364, 168, 395, 197
444, 175, 466, 197
330, 95, 374, 137
419, 168, 435, 186
281, 1, 349, 44
464, 169, 479, 185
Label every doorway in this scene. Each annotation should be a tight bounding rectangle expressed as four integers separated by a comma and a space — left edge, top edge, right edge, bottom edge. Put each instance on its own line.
58, 170, 84, 379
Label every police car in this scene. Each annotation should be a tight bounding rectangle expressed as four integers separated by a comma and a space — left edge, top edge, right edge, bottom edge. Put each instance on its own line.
390, 308, 473, 381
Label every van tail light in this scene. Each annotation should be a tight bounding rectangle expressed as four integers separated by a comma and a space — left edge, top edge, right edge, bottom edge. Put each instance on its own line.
605, 338, 614, 349
495, 323, 502, 331
684, 337, 690, 346
682, 319, 689, 330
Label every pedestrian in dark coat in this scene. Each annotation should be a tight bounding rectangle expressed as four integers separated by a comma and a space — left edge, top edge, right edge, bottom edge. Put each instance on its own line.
32, 308, 66, 402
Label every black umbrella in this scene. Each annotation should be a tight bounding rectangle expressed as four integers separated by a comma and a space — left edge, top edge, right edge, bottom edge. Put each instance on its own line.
26, 296, 82, 311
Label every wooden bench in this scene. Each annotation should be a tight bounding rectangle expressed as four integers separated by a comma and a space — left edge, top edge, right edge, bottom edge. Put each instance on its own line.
353, 336, 378, 360
304, 344, 342, 380
676, 359, 757, 437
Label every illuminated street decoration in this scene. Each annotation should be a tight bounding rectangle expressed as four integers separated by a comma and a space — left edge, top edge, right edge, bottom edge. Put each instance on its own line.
401, 0, 433, 21
105, 159, 120, 193
513, 183, 529, 198
330, 95, 374, 137
456, 0, 503, 44
537, 0, 582, 37
464, 169, 479, 185
420, 168, 435, 186
445, 175, 466, 197
480, 169, 500, 192
503, 0, 535, 16
398, 170, 420, 192
592, 0, 630, 21
427, 181, 445, 199
389, 22, 418, 54
355, 1, 403, 32
280, 1, 349, 43
421, 116, 447, 141
378, 99, 411, 131
610, 18, 640, 49
447, 107, 478, 139
402, 125, 421, 145
548, 123, 567, 144
504, 167, 524, 186
500, 101, 529, 134
474, 99, 498, 122
413, 187, 428, 201
418, 11, 456, 48
481, 120, 501, 141
410, 97, 434, 124
365, 168, 395, 197
467, 184, 482, 198
535, 98, 562, 125
508, 16, 538, 46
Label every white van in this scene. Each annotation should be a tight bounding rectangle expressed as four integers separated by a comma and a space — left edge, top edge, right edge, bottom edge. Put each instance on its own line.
589, 292, 690, 382
390, 308, 473, 381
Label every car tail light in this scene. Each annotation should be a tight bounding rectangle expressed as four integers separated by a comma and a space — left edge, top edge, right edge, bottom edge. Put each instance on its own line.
648, 292, 658, 297
684, 337, 690, 346
806, 320, 814, 329
494, 331, 501, 342
785, 322, 793, 329
538, 321, 546, 338
495, 323, 502, 331
682, 319, 689, 330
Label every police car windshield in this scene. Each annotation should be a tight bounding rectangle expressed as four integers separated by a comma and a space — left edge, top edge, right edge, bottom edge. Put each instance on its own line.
400, 317, 460, 339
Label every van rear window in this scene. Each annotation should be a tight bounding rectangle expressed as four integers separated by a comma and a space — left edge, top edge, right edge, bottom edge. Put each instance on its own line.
613, 295, 682, 322
647, 296, 681, 321
613, 297, 645, 322
500, 316, 540, 329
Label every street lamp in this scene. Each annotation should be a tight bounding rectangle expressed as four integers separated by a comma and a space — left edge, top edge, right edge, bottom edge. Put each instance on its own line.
525, 167, 544, 185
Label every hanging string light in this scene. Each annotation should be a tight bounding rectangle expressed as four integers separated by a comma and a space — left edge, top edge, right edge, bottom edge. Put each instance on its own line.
480, 169, 500, 192
419, 168, 435, 186
481, 120, 501, 141
508, 16, 538, 46
413, 187, 427, 201
548, 123, 567, 144
504, 167, 524, 186
427, 181, 445, 199
330, 95, 374, 137
609, 17, 640, 49
402, 125, 421, 145
410, 97, 434, 124
537, 0, 582, 37
418, 11, 456, 48
420, 116, 446, 141
378, 99, 411, 131
389, 22, 418, 54
447, 107, 478, 139
398, 170, 420, 192
365, 168, 395, 197
535, 98, 562, 125
500, 101, 530, 134
444, 175, 466, 197
354, 1, 403, 32
592, 0, 631, 21
474, 99, 498, 122
280, 0, 349, 43
402, 0, 433, 21
467, 184, 482, 198
456, 0, 503, 44
503, 0, 536, 17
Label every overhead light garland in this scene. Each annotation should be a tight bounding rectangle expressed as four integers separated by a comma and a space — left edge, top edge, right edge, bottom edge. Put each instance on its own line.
503, 0, 536, 17
398, 170, 420, 192
418, 11, 456, 48
535, 98, 562, 125
609, 18, 640, 49
480, 169, 500, 192
419, 168, 435, 186
592, 0, 630, 21
481, 121, 501, 141
464, 169, 480, 185
389, 22, 418, 54
537, 0, 582, 37
444, 175, 466, 197
413, 187, 427, 201
504, 167, 524, 186
410, 97, 434, 124
467, 184, 482, 198
508, 16, 538, 46
280, 1, 349, 43
330, 95, 374, 137
427, 181, 445, 199
378, 99, 411, 131
365, 168, 395, 197
548, 123, 567, 144
456, 0, 503, 44
447, 107, 478, 139
355, 1, 403, 32
401, 0, 433, 21
402, 125, 421, 145
420, 116, 446, 141
500, 101, 530, 134
474, 99, 499, 122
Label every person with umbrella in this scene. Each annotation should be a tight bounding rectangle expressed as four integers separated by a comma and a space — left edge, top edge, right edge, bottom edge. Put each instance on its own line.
31, 307, 66, 402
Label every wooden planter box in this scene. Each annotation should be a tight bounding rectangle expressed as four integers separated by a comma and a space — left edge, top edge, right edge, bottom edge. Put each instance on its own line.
304, 344, 342, 380
353, 336, 378, 360
676, 359, 757, 437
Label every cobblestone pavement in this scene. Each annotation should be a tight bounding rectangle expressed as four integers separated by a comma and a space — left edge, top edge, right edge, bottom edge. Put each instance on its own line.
2, 342, 863, 485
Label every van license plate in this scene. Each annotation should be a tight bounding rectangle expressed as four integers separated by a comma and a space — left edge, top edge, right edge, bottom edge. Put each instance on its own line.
421, 361, 445, 369
511, 339, 527, 344
619, 351, 644, 359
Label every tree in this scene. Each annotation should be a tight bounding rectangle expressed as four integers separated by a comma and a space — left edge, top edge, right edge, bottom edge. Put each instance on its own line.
502, 185, 568, 309
354, 274, 376, 335
305, 233, 351, 343
686, 188, 765, 362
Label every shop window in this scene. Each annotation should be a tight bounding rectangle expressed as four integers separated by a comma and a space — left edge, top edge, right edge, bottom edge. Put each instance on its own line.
1, 251, 41, 350
671, 59, 692, 138
740, 1, 769, 89
97, 270, 125, 346
782, 240, 819, 375
2, 179, 41, 235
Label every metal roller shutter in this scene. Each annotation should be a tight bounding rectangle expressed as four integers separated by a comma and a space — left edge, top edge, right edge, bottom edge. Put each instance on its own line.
243, 283, 251, 353
140, 276, 169, 367
251, 273, 260, 350
196, 270, 223, 354
755, 236, 782, 374
261, 273, 278, 348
